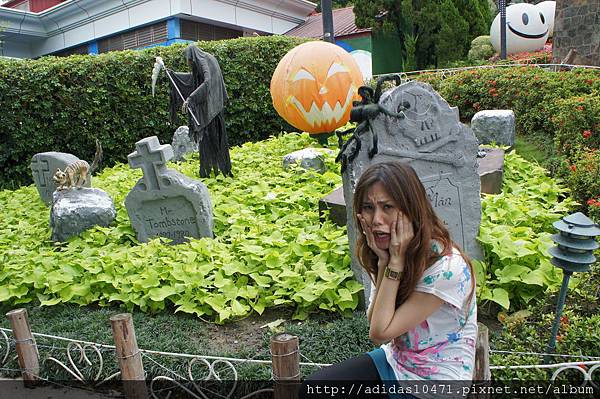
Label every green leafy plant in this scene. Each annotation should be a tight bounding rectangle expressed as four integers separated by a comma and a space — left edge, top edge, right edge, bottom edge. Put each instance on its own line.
475, 152, 577, 311
0, 133, 362, 323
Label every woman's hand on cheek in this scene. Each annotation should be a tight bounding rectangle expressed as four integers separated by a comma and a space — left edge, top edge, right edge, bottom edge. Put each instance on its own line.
357, 214, 390, 266
388, 211, 414, 270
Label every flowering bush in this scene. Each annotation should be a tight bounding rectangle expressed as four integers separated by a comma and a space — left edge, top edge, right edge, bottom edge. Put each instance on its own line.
551, 94, 600, 159
557, 149, 600, 223
420, 67, 600, 137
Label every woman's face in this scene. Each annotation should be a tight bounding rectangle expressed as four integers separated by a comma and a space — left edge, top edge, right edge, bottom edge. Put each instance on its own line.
360, 182, 404, 250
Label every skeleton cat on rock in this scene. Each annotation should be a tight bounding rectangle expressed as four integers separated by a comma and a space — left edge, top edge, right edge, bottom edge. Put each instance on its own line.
53, 139, 103, 191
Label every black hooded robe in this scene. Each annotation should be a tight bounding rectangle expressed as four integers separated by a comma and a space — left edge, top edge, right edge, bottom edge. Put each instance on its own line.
168, 44, 233, 177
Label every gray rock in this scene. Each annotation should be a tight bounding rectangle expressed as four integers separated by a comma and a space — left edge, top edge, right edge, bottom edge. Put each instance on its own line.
282, 148, 334, 173
125, 136, 213, 245
171, 126, 198, 162
50, 188, 115, 242
31, 152, 91, 205
471, 110, 516, 147
339, 81, 482, 307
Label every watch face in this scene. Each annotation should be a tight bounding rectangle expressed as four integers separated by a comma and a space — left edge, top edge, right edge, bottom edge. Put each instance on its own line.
385, 268, 402, 280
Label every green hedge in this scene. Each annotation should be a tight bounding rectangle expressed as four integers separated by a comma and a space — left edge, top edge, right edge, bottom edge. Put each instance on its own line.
0, 36, 308, 190
416, 67, 600, 135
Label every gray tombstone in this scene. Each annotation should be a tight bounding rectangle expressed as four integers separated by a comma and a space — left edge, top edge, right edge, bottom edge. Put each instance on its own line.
50, 188, 116, 242
340, 81, 482, 306
282, 148, 334, 174
471, 110, 515, 148
31, 152, 91, 205
125, 136, 213, 244
171, 126, 198, 162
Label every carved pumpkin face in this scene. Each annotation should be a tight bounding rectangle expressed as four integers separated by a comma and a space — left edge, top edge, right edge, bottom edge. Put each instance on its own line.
270, 41, 364, 134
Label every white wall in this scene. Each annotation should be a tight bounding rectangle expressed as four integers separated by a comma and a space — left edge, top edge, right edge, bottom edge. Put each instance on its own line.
1, 0, 315, 58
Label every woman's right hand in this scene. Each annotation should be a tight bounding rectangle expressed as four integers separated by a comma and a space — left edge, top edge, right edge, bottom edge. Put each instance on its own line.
357, 214, 390, 267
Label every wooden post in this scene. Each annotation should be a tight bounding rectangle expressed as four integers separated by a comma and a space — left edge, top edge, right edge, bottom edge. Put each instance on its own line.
471, 322, 491, 399
6, 308, 39, 384
110, 313, 148, 399
270, 333, 300, 399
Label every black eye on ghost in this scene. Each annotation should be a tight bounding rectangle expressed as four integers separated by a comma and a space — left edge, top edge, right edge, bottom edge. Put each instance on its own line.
522, 13, 529, 25
539, 12, 545, 24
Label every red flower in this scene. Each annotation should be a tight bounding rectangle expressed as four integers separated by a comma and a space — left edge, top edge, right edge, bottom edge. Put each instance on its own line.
587, 199, 597, 206
577, 106, 585, 111
570, 165, 577, 172
557, 335, 564, 343
560, 315, 569, 325
583, 130, 592, 139
586, 79, 594, 85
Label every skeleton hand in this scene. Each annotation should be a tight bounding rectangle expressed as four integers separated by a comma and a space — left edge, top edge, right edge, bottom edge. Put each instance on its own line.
182, 99, 189, 113
155, 56, 164, 67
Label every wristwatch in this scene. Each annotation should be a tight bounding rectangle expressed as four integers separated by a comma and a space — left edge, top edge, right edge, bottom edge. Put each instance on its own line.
384, 266, 403, 281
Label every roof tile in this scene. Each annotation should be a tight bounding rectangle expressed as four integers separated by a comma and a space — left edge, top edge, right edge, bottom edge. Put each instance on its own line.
285, 6, 371, 39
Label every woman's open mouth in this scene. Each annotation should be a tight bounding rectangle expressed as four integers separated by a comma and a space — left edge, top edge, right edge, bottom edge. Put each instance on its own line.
373, 231, 390, 243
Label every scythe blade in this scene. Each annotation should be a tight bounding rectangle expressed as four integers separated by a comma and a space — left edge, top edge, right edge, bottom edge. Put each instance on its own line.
151, 56, 164, 97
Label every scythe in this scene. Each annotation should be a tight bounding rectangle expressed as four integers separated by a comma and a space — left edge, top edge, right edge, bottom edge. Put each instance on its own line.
151, 56, 200, 127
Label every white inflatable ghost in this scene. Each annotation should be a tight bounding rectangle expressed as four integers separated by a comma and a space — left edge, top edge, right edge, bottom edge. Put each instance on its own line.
490, 3, 549, 55
537, 1, 556, 37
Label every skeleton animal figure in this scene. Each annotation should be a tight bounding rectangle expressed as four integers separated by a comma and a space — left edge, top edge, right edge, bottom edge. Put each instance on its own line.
53, 139, 103, 191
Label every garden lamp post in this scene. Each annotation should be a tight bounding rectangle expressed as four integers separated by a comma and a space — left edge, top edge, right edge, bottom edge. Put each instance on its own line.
499, 0, 507, 59
545, 212, 600, 361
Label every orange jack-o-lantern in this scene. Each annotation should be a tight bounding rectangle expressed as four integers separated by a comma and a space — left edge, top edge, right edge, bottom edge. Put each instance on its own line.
270, 41, 364, 134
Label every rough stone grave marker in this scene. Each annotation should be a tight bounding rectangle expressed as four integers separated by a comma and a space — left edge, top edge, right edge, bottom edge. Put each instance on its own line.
31, 152, 91, 205
171, 125, 198, 162
125, 136, 213, 244
339, 81, 482, 306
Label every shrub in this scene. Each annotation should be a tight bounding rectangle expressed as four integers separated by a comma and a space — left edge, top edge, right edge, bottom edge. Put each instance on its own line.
0, 36, 308, 190
423, 67, 600, 134
467, 35, 494, 62
551, 94, 600, 159
556, 150, 600, 223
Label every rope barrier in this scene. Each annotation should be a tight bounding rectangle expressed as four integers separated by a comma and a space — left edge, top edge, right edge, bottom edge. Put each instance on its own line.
372, 63, 600, 80
2, 327, 600, 376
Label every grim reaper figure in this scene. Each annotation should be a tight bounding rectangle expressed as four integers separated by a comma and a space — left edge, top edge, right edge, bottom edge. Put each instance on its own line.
167, 44, 233, 177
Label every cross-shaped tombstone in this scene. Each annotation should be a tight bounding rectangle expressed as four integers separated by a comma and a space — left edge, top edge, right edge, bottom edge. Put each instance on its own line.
125, 136, 213, 244
128, 136, 174, 191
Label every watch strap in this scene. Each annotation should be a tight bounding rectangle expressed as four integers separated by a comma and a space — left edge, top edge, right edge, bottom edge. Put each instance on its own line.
384, 267, 403, 280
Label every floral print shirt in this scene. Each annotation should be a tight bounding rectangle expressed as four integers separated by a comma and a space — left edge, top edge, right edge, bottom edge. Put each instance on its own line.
381, 248, 477, 381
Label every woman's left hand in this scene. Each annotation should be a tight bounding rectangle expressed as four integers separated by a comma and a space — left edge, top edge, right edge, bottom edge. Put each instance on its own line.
388, 211, 414, 270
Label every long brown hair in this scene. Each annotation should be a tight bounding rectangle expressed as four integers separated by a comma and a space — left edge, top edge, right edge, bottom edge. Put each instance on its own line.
352, 162, 475, 308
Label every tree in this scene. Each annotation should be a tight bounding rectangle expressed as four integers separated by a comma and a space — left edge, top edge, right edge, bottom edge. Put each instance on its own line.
353, 0, 493, 70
